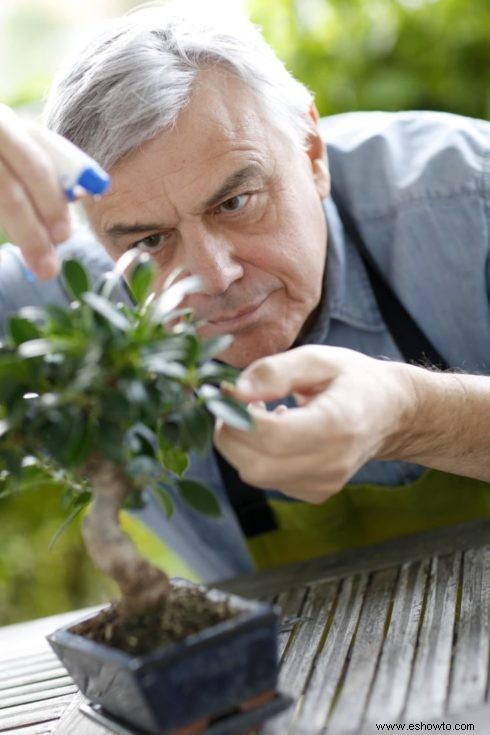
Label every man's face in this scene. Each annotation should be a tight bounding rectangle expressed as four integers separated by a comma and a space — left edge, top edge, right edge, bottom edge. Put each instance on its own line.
84, 70, 330, 367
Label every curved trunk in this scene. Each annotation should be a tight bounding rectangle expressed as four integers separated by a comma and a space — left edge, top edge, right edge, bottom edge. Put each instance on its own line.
81, 453, 170, 617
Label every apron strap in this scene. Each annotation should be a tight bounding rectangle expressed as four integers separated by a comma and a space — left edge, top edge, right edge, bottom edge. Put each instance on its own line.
331, 188, 449, 371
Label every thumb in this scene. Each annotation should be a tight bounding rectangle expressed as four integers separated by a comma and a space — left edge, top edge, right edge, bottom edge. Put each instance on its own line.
232, 346, 342, 402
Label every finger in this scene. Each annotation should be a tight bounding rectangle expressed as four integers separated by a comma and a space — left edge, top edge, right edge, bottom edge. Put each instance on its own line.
233, 346, 342, 402
0, 108, 70, 242
214, 429, 342, 501
273, 404, 288, 414
215, 399, 326, 461
248, 400, 267, 411
0, 159, 60, 279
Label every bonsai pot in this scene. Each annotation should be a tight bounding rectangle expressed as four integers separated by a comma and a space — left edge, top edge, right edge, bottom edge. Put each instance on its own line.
47, 579, 283, 735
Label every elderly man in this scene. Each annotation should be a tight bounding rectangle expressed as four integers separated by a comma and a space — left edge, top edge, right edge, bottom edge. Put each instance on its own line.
0, 4, 489, 579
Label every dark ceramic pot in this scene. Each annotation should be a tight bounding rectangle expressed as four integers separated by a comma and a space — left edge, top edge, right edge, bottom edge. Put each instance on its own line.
47, 580, 280, 735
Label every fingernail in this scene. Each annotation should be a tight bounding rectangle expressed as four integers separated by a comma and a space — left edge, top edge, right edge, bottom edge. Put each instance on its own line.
51, 219, 71, 244
36, 252, 60, 280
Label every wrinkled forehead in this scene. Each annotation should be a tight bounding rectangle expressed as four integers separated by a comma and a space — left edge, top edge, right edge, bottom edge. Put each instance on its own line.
82, 72, 289, 235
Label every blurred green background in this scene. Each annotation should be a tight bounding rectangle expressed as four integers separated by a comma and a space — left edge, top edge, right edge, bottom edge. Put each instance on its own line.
1, 0, 489, 625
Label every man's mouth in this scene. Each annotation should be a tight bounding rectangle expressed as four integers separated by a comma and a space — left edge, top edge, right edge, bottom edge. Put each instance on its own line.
205, 295, 270, 332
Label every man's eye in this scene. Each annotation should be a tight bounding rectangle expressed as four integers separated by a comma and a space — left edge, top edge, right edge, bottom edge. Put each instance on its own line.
134, 234, 166, 253
218, 194, 249, 214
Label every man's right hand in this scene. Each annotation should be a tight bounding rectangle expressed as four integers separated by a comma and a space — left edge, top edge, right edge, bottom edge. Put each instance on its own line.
0, 104, 70, 279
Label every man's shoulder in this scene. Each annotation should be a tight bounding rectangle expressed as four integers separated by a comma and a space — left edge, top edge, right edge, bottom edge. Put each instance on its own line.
320, 109, 489, 151
321, 110, 489, 218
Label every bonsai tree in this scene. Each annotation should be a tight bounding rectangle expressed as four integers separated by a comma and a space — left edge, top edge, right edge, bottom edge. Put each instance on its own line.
0, 254, 251, 642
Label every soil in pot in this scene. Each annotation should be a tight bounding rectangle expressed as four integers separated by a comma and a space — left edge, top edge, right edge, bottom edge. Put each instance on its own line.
70, 584, 238, 655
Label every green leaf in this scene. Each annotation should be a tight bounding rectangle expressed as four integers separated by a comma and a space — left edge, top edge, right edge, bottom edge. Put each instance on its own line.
123, 489, 146, 510
199, 335, 234, 361
45, 304, 74, 333
48, 504, 86, 551
129, 258, 156, 305
62, 259, 91, 300
82, 292, 132, 331
143, 357, 187, 379
180, 404, 214, 452
175, 478, 221, 518
18, 337, 74, 359
199, 386, 252, 431
197, 361, 239, 383
154, 485, 174, 519
157, 428, 189, 476
126, 456, 162, 483
7, 316, 41, 345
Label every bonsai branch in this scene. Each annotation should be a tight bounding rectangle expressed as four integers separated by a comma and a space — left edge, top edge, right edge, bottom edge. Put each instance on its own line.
81, 453, 170, 617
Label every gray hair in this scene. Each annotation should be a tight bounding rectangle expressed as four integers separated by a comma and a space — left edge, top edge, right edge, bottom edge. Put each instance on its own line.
44, 1, 315, 171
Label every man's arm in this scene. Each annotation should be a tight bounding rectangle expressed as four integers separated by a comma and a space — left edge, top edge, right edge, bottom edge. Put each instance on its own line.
383, 365, 490, 481
214, 345, 490, 503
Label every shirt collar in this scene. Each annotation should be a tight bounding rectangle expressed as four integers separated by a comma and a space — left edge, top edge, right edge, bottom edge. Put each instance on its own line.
299, 196, 385, 346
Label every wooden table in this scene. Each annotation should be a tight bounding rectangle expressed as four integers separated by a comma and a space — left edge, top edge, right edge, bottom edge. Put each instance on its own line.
2, 518, 490, 734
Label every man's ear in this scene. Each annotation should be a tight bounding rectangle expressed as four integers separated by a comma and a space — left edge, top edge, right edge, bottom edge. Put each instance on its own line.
306, 104, 330, 200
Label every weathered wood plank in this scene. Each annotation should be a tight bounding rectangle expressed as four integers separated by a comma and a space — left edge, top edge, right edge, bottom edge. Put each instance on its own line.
403, 552, 461, 721
0, 607, 101, 663
53, 693, 123, 734
0, 723, 58, 735
448, 546, 490, 714
327, 567, 398, 733
0, 653, 59, 676
0, 696, 72, 731
261, 581, 338, 735
276, 586, 308, 661
0, 672, 71, 694
293, 574, 368, 733
0, 664, 68, 690
0, 684, 77, 709
364, 558, 430, 725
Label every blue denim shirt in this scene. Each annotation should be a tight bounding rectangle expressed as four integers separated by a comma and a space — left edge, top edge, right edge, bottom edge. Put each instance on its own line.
1, 111, 488, 579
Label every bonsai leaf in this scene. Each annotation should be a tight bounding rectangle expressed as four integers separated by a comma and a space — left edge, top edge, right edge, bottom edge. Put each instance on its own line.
154, 484, 174, 518
157, 428, 189, 476
62, 259, 91, 300
199, 335, 233, 361
197, 361, 239, 383
199, 385, 252, 431
180, 404, 214, 452
7, 316, 41, 345
151, 275, 202, 319
143, 358, 187, 380
123, 489, 146, 510
82, 292, 132, 331
48, 503, 88, 551
175, 478, 221, 518
129, 257, 156, 305
126, 456, 163, 484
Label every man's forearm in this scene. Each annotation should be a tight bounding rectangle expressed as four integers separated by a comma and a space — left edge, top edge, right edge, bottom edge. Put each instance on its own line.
383, 365, 490, 482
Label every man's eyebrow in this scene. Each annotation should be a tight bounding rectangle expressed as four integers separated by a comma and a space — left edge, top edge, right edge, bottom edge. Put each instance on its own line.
201, 163, 266, 210
104, 164, 265, 240
105, 222, 168, 239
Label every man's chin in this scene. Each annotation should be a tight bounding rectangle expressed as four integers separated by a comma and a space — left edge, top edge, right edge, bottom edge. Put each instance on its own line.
216, 335, 295, 369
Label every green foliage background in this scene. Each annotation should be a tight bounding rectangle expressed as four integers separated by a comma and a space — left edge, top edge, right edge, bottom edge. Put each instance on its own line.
1, 0, 488, 625
247, 0, 490, 120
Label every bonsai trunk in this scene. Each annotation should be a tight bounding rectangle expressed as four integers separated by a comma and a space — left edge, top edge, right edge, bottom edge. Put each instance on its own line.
81, 452, 170, 617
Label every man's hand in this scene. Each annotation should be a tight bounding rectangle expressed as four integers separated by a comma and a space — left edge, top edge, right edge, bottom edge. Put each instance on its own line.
0, 105, 71, 279
214, 345, 490, 503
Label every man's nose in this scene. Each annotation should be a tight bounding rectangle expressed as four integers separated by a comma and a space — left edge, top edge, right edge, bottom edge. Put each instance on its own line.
182, 227, 244, 295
